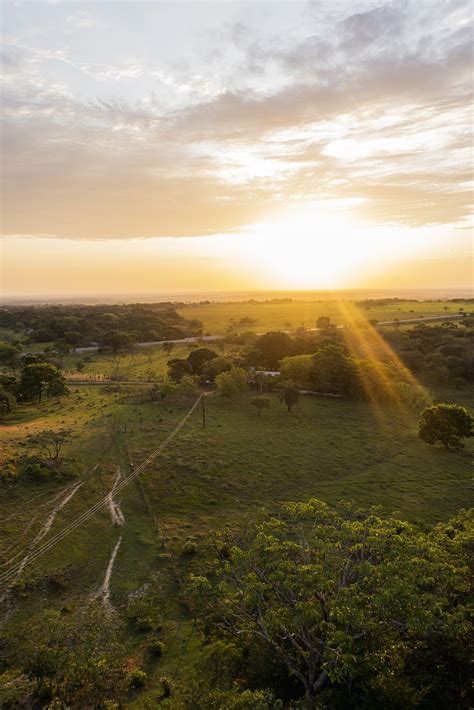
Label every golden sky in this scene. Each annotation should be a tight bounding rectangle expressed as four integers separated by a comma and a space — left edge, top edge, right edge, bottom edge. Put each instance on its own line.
1, 1, 473, 296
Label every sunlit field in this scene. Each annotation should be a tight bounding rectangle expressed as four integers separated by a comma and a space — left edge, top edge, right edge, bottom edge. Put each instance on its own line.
178, 298, 472, 335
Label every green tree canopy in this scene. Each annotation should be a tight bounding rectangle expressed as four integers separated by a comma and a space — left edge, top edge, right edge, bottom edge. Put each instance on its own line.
201, 356, 232, 382
253, 332, 293, 369
278, 381, 299, 412
215, 368, 247, 398
100, 330, 133, 352
18, 363, 67, 403
311, 344, 359, 396
418, 403, 473, 449
250, 396, 271, 416
168, 358, 193, 383
188, 500, 473, 706
187, 348, 218, 375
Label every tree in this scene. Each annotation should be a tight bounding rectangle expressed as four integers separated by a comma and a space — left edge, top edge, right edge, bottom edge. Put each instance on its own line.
175, 374, 200, 400
201, 356, 232, 382
18, 363, 67, 403
278, 381, 299, 412
253, 332, 292, 369
46, 377, 69, 403
0, 343, 21, 370
251, 396, 271, 417
101, 330, 132, 352
168, 358, 193, 383
215, 368, 247, 398
418, 403, 473, 449
316, 316, 333, 331
35, 429, 72, 461
2, 603, 128, 707
280, 355, 312, 388
310, 344, 358, 396
53, 340, 71, 366
0, 388, 16, 415
188, 500, 473, 705
187, 348, 218, 375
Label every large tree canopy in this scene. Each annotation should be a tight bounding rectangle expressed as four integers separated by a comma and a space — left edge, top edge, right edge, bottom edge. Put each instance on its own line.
188, 500, 472, 707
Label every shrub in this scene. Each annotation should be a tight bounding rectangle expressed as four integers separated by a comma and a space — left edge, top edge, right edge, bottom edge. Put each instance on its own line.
182, 537, 198, 556
148, 638, 165, 657
126, 596, 163, 632
126, 668, 147, 689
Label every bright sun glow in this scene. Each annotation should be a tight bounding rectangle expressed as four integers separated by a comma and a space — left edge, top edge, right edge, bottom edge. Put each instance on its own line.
223, 201, 426, 289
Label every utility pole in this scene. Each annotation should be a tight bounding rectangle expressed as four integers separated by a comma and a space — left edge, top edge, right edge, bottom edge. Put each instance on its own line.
202, 395, 206, 429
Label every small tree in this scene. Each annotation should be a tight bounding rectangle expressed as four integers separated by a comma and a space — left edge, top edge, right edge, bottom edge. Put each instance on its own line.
187, 348, 218, 375
36, 429, 72, 461
168, 358, 193, 383
18, 362, 67, 403
0, 343, 21, 370
316, 316, 332, 330
215, 368, 247, 398
47, 378, 69, 402
418, 403, 473, 449
251, 396, 271, 417
101, 330, 132, 353
278, 381, 300, 412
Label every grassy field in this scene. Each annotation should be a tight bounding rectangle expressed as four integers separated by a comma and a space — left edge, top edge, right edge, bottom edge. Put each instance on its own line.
60, 341, 243, 382
1, 302, 473, 702
1, 380, 472, 699
177, 299, 472, 334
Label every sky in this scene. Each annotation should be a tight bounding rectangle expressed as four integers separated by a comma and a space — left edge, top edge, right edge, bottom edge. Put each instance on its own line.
1, 0, 473, 297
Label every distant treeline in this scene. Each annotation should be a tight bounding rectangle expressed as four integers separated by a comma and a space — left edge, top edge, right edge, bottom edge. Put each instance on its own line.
357, 297, 473, 307
0, 304, 203, 347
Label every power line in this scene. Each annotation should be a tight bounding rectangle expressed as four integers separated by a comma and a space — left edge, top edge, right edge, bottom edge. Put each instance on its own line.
0, 396, 202, 587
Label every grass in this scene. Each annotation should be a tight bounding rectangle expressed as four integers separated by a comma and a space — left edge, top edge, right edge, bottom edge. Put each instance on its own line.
60, 341, 242, 382
1, 381, 472, 697
176, 299, 472, 334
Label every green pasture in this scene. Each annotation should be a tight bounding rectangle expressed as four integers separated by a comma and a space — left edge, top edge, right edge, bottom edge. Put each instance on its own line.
1, 381, 472, 695
177, 299, 471, 334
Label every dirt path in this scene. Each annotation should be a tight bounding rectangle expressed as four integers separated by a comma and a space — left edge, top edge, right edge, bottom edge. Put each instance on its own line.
97, 536, 122, 613
32, 481, 84, 545
107, 468, 125, 526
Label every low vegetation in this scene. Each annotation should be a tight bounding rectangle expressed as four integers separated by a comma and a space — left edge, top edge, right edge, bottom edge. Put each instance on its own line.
0, 298, 472, 708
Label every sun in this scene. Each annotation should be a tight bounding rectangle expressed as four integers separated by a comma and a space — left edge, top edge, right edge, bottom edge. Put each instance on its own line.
230, 201, 395, 289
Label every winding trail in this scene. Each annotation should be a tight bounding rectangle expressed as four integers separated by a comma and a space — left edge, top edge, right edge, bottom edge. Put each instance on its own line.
32, 481, 84, 545
0, 395, 203, 588
107, 468, 125, 526
97, 536, 122, 613
1, 480, 85, 617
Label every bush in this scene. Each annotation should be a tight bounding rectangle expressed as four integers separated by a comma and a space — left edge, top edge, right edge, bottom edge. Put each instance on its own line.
126, 596, 163, 632
182, 537, 198, 556
126, 668, 147, 689
215, 368, 247, 398
148, 638, 165, 657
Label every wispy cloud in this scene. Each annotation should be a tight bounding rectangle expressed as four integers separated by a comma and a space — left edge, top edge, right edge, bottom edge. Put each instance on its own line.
1, 0, 472, 240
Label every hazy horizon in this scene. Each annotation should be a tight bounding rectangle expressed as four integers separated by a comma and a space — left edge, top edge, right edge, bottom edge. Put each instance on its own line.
2, 286, 473, 307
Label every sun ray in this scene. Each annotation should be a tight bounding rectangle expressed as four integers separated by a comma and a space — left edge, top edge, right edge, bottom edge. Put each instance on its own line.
335, 301, 431, 419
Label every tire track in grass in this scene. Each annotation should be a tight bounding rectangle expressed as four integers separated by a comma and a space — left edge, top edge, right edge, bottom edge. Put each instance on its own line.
0, 465, 101, 568
0, 396, 203, 587
95, 535, 122, 613
107, 467, 126, 527
1, 481, 85, 619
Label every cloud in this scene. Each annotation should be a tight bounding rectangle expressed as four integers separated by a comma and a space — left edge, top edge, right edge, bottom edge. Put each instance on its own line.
1, 0, 473, 239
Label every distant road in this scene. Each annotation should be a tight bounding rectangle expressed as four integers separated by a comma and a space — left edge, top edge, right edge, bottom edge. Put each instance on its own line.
74, 313, 469, 354
74, 334, 221, 354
